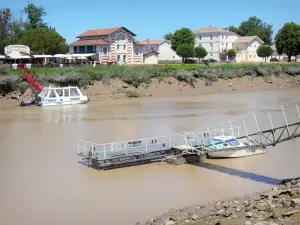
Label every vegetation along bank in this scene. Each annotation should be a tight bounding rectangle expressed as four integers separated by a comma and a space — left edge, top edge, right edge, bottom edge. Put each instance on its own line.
1, 63, 300, 98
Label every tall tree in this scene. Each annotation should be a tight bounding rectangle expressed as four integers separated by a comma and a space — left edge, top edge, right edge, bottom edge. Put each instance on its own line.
228, 16, 273, 45
170, 28, 195, 52
194, 45, 207, 62
0, 8, 12, 54
256, 45, 273, 62
176, 44, 195, 63
21, 28, 68, 54
275, 22, 300, 62
164, 32, 173, 41
24, 2, 47, 29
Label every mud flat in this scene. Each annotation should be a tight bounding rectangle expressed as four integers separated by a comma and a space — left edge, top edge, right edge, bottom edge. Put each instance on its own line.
139, 178, 300, 225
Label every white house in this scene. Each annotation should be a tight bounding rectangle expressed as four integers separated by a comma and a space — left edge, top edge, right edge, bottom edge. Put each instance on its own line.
233, 36, 264, 62
134, 40, 181, 62
193, 27, 239, 60
157, 40, 181, 61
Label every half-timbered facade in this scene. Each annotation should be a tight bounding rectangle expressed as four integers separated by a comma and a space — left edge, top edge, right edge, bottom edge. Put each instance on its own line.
69, 27, 143, 64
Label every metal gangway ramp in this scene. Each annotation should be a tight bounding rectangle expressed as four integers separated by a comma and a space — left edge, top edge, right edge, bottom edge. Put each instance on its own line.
184, 98, 300, 153
77, 98, 300, 170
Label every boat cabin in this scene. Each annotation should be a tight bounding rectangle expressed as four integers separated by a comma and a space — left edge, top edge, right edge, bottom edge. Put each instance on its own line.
39, 86, 83, 99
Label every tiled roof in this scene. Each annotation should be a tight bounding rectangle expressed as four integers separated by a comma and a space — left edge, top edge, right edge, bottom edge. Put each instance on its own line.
234, 36, 262, 44
194, 27, 235, 34
135, 40, 162, 45
143, 50, 159, 55
69, 39, 109, 46
76, 26, 136, 38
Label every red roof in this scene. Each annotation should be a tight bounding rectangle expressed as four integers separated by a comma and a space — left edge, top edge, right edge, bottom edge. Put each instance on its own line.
135, 40, 162, 45
76, 26, 136, 38
69, 39, 109, 46
194, 27, 235, 34
234, 36, 264, 44
143, 50, 159, 55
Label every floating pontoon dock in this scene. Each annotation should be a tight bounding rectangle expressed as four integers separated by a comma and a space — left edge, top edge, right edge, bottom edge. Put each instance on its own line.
78, 98, 300, 170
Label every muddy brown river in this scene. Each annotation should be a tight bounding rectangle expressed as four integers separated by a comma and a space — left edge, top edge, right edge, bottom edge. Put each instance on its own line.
1, 89, 300, 225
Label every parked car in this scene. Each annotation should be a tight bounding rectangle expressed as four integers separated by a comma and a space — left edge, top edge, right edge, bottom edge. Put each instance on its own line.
270, 58, 279, 62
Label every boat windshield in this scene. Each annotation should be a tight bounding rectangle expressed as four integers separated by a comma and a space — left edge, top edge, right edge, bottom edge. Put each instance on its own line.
211, 138, 240, 146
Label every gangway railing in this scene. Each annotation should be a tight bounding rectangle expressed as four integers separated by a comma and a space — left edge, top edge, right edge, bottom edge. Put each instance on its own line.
183, 98, 300, 152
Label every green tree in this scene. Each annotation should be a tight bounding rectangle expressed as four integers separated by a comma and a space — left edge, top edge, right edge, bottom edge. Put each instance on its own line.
164, 32, 173, 41
194, 45, 207, 62
256, 45, 273, 62
0, 8, 12, 54
228, 16, 273, 45
24, 2, 47, 29
176, 44, 195, 63
227, 25, 242, 35
275, 22, 300, 62
227, 49, 236, 60
21, 28, 68, 54
171, 28, 195, 52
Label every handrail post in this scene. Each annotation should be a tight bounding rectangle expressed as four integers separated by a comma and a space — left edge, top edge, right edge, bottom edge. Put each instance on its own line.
281, 105, 290, 137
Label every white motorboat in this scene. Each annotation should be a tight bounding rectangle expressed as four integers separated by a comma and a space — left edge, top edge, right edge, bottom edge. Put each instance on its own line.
35, 86, 89, 107
206, 135, 266, 158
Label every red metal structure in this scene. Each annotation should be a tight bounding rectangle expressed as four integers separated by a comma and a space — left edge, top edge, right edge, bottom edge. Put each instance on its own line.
18, 64, 44, 94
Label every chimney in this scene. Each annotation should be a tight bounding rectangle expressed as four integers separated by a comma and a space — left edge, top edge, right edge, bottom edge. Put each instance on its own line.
147, 39, 149, 45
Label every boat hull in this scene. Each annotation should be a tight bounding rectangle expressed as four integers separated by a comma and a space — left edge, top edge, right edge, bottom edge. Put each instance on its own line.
39, 100, 88, 107
207, 148, 266, 158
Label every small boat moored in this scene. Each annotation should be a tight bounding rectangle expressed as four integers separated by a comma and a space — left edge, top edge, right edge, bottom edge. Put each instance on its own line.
206, 135, 266, 158
20, 86, 89, 107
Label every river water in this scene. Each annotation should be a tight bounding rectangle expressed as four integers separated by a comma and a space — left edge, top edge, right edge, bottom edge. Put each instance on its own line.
1, 89, 300, 225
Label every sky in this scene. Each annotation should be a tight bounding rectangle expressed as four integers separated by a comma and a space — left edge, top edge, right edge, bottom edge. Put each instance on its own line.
2, 0, 300, 44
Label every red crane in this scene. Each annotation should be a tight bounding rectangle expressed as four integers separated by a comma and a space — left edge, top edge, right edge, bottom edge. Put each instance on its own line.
18, 64, 44, 94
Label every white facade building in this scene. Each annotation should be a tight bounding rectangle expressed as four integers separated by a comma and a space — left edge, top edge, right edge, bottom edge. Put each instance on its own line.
193, 27, 239, 60
233, 36, 264, 62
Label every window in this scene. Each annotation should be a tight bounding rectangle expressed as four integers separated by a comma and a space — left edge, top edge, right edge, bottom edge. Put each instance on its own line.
228, 140, 240, 146
93, 46, 96, 51
74, 46, 77, 53
117, 55, 120, 62
49, 90, 56, 98
210, 35, 212, 40
123, 45, 126, 51
210, 53, 213, 57
135, 48, 139, 55
199, 35, 202, 40
222, 35, 224, 39
64, 89, 69, 97
70, 88, 79, 96
103, 47, 107, 56
250, 44, 252, 47
117, 44, 119, 50
117, 33, 126, 40
84, 46, 87, 51
56, 89, 63, 97
151, 47, 154, 51
123, 55, 126, 62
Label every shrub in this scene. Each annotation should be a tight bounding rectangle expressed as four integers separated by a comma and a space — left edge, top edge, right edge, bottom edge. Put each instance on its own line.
18, 82, 30, 93
0, 75, 19, 94
205, 79, 212, 86
122, 89, 141, 97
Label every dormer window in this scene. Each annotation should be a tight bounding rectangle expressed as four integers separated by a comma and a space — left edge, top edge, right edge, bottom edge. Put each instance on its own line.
117, 33, 126, 41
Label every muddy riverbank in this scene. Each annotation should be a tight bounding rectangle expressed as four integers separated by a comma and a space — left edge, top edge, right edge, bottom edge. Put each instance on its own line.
139, 178, 300, 225
1, 75, 300, 106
